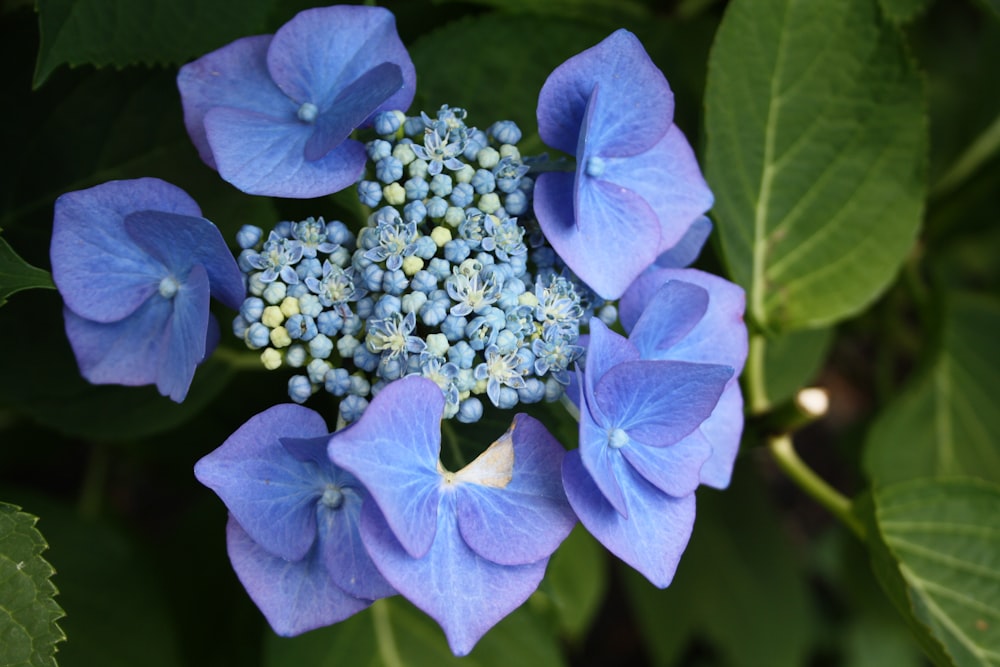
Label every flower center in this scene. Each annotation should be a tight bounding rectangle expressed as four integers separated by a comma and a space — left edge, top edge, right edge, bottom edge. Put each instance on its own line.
158, 276, 180, 299
320, 484, 344, 509
585, 155, 606, 178
608, 428, 629, 449
298, 102, 319, 123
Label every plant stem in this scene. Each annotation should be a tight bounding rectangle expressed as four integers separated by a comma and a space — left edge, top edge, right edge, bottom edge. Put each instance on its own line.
746, 332, 771, 414
372, 600, 403, 667
768, 434, 865, 539
212, 345, 267, 372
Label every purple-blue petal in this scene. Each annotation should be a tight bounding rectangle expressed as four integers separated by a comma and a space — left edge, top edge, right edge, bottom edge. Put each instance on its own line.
624, 280, 708, 358
327, 376, 444, 559
562, 451, 695, 588
226, 515, 369, 637
454, 415, 575, 566
583, 318, 639, 387
600, 125, 714, 258
194, 404, 331, 562
653, 215, 713, 271
124, 211, 244, 310
304, 62, 404, 162
266, 5, 415, 116
360, 496, 548, 657
620, 427, 711, 498
315, 486, 396, 600
695, 382, 745, 489
177, 35, 291, 169
625, 268, 748, 372
156, 263, 210, 402
537, 29, 672, 158
535, 170, 660, 300
203, 106, 367, 198
51, 178, 200, 323
577, 406, 631, 518
594, 360, 733, 447
62, 298, 171, 391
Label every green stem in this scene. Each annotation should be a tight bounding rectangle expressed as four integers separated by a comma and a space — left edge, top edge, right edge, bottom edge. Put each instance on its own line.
212, 345, 266, 372
931, 111, 1000, 199
768, 434, 864, 539
371, 600, 403, 667
746, 332, 771, 414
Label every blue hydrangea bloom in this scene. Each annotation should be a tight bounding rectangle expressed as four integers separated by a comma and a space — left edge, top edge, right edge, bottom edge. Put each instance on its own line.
562, 318, 733, 587
618, 267, 749, 489
328, 376, 577, 655
534, 29, 714, 299
177, 6, 416, 198
194, 404, 395, 636
50, 178, 244, 402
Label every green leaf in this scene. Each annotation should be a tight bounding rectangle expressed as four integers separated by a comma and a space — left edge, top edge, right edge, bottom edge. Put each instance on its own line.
624, 461, 819, 667
538, 524, 607, 641
409, 14, 608, 147
705, 0, 927, 332
0, 234, 54, 307
865, 293, 1000, 486
874, 478, 1000, 666
429, 0, 650, 23
878, 0, 931, 23
0, 503, 65, 667
33, 0, 276, 88
763, 326, 834, 405
1, 494, 185, 667
264, 596, 565, 667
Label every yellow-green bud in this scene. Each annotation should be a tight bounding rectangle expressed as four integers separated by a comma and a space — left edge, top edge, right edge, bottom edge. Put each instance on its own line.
270, 326, 292, 348
383, 182, 406, 205
279, 296, 300, 318
430, 226, 453, 247
476, 147, 500, 169
499, 144, 520, 160
261, 305, 284, 328
402, 255, 424, 276
261, 348, 282, 370
478, 194, 501, 214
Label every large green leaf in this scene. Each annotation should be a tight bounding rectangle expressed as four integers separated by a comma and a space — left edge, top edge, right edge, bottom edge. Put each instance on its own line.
264, 596, 565, 667
763, 326, 834, 405
705, 0, 926, 332
624, 461, 819, 667
874, 478, 1000, 667
538, 524, 606, 642
0, 503, 65, 667
33, 0, 276, 88
0, 234, 54, 308
865, 293, 1000, 486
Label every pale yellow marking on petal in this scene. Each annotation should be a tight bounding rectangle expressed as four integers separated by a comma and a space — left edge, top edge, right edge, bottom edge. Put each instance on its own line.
449, 420, 516, 488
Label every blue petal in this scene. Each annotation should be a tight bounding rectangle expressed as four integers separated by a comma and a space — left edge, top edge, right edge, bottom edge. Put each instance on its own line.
125, 211, 245, 310
600, 125, 714, 257
625, 280, 708, 358
327, 376, 444, 559
654, 215, 713, 270
266, 5, 415, 116
577, 402, 631, 518
562, 451, 695, 588
624, 268, 748, 372
63, 298, 171, 390
534, 170, 660, 299
226, 515, 370, 637
203, 106, 367, 197
51, 178, 200, 323
584, 318, 640, 388
695, 382, 745, 490
176, 35, 292, 169
360, 495, 548, 657
156, 263, 210, 402
595, 360, 733, 447
194, 404, 331, 562
454, 415, 576, 566
315, 485, 396, 600
304, 62, 404, 162
537, 29, 673, 158
620, 426, 711, 498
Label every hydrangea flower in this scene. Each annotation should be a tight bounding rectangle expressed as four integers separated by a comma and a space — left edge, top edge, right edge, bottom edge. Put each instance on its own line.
619, 267, 749, 489
50, 178, 244, 402
177, 5, 416, 198
327, 376, 577, 655
534, 29, 714, 299
194, 404, 395, 636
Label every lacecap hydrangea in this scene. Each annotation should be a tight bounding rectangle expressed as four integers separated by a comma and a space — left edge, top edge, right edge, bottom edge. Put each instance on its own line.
175, 10, 747, 658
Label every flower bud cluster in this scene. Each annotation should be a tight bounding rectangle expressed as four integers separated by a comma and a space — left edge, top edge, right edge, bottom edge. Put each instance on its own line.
232, 106, 613, 425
